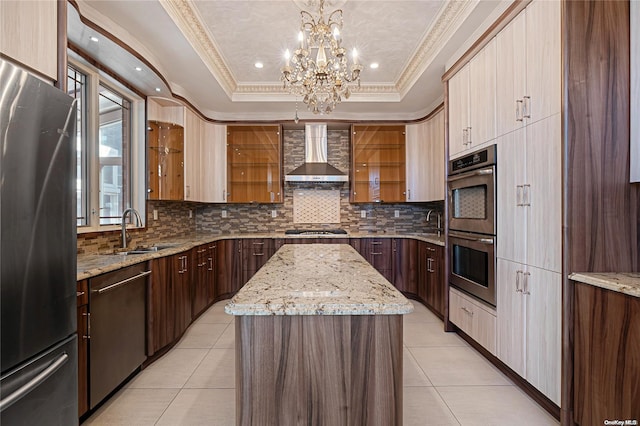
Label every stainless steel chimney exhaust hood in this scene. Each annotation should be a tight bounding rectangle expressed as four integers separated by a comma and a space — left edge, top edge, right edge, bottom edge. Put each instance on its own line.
285, 123, 348, 182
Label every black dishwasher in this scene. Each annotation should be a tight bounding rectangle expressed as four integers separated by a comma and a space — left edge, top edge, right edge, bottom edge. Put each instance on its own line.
89, 263, 149, 409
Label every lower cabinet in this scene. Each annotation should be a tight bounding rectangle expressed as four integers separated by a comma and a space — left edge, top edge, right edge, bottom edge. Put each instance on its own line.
242, 238, 276, 283
148, 251, 193, 356
353, 238, 394, 282
449, 287, 497, 355
392, 238, 418, 295
416, 241, 445, 318
216, 239, 243, 298
496, 258, 561, 404
76, 280, 89, 418
193, 244, 215, 317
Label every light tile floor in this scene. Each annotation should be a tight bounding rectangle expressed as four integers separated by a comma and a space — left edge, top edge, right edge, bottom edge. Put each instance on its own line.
84, 300, 559, 425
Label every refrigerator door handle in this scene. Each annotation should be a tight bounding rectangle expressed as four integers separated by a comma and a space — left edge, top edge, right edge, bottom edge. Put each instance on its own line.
0, 352, 69, 412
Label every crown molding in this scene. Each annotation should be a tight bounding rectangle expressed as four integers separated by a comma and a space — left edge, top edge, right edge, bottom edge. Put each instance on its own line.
159, 0, 237, 98
396, 0, 472, 96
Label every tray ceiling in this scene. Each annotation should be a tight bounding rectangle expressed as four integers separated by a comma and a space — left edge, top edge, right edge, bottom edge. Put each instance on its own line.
69, 0, 508, 121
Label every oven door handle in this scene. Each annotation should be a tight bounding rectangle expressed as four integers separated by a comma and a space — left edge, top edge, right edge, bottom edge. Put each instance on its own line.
447, 167, 494, 182
449, 232, 494, 244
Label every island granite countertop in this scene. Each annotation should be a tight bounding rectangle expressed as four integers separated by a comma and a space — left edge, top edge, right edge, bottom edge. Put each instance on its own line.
224, 244, 414, 316
77, 232, 444, 281
569, 272, 640, 298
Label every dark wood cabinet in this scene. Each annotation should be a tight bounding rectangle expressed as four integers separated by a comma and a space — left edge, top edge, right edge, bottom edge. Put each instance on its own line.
392, 238, 418, 296
353, 238, 394, 282
76, 280, 89, 418
216, 239, 243, 298
205, 243, 217, 305
242, 238, 277, 284
147, 251, 193, 355
193, 245, 211, 318
417, 241, 445, 318
573, 283, 640, 425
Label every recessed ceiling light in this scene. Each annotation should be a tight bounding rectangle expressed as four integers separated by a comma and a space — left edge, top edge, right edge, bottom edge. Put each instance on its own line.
90, 36, 99, 43
255, 62, 264, 69
370, 63, 379, 69
155, 88, 161, 92
135, 67, 142, 72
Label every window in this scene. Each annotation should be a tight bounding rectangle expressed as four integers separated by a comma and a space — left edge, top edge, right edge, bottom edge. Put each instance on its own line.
68, 62, 145, 230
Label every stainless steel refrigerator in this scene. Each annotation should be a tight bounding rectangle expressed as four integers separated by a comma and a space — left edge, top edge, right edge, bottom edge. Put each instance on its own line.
0, 59, 79, 425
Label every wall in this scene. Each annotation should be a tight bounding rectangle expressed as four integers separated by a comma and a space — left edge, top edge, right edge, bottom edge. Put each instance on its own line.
77, 200, 196, 254
196, 129, 442, 234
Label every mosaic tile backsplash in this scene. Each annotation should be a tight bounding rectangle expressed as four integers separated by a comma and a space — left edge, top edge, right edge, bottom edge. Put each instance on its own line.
78, 129, 443, 254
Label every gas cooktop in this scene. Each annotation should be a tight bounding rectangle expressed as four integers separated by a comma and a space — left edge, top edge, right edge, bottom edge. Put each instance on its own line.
284, 229, 348, 235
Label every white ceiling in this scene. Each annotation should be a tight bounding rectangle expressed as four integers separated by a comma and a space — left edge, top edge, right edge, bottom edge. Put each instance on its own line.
69, 0, 509, 122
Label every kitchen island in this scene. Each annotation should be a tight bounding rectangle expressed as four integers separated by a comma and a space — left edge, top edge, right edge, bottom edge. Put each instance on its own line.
225, 244, 413, 426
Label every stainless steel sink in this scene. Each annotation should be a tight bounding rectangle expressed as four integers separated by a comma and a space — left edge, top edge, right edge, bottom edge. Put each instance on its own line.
111, 243, 181, 256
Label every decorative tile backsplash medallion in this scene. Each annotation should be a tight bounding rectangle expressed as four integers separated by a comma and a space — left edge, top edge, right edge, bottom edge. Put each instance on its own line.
293, 189, 341, 224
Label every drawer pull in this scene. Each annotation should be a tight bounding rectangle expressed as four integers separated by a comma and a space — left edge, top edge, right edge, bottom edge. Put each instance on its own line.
253, 253, 265, 256
76, 291, 85, 297
461, 306, 474, 316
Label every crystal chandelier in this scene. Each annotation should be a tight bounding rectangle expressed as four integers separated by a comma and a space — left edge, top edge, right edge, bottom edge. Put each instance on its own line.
281, 0, 363, 114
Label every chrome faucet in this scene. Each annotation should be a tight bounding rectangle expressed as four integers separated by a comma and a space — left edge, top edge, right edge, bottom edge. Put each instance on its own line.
426, 209, 442, 236
121, 208, 142, 248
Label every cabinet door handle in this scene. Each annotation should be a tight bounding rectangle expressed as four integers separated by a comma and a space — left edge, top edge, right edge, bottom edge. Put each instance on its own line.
253, 242, 264, 245
466, 127, 472, 145
76, 291, 85, 297
515, 270, 522, 292
222, 190, 226, 201
516, 185, 523, 206
523, 184, 531, 206
516, 99, 524, 122
83, 312, 90, 339
523, 272, 531, 295
407, 189, 411, 200
371, 252, 382, 255
461, 306, 474, 316
462, 128, 468, 145
253, 253, 265, 256
208, 258, 213, 271
523, 96, 531, 118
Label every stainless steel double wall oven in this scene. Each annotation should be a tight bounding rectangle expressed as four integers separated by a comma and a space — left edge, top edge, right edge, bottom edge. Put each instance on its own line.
448, 145, 497, 307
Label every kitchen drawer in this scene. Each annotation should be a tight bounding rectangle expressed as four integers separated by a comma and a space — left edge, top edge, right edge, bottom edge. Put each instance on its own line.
77, 279, 88, 306
242, 238, 276, 250
449, 287, 497, 355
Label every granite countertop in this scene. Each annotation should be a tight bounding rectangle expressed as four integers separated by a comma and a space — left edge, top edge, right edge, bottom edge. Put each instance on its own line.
569, 272, 640, 298
76, 232, 444, 281
224, 244, 414, 316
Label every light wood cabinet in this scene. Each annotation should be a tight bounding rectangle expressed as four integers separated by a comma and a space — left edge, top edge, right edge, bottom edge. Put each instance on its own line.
497, 114, 561, 273
147, 98, 184, 126
448, 64, 470, 158
226, 125, 282, 203
201, 122, 227, 203
468, 38, 497, 148
184, 109, 202, 202
448, 39, 497, 159
0, 1, 57, 81
405, 110, 444, 202
496, 0, 561, 136
183, 111, 227, 203
449, 287, 497, 355
497, 258, 561, 405
351, 125, 406, 203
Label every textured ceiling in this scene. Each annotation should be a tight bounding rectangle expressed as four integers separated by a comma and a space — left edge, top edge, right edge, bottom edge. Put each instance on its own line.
69, 0, 509, 121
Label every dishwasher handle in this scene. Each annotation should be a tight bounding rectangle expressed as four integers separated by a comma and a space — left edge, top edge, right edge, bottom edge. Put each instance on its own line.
93, 271, 151, 295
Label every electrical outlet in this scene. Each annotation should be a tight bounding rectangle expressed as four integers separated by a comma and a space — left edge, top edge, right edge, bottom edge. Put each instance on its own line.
189, 210, 193, 218
153, 209, 158, 220
221, 210, 228, 218
394, 210, 400, 218
361, 210, 367, 219
271, 210, 277, 218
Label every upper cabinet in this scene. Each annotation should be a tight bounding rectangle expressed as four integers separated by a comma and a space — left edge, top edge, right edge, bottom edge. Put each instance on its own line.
351, 125, 406, 203
448, 39, 497, 159
496, 0, 560, 136
406, 110, 445, 202
1, 1, 57, 81
226, 125, 282, 204
147, 98, 185, 126
147, 121, 184, 201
